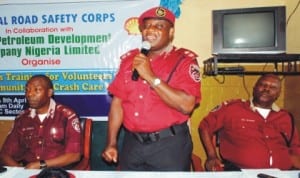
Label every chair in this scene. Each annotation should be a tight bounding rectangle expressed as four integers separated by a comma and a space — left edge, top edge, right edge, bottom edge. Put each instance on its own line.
191, 153, 204, 171
73, 118, 93, 170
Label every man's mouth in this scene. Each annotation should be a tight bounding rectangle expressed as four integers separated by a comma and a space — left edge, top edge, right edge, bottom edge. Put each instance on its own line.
259, 93, 271, 100
261, 92, 270, 96
28, 100, 38, 105
145, 35, 156, 41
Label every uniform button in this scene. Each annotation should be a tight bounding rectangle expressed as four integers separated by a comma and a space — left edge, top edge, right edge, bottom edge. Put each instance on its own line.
143, 80, 147, 84
139, 95, 143, 99
36, 156, 40, 160
134, 112, 139, 117
38, 141, 42, 144
40, 125, 43, 128
266, 135, 269, 138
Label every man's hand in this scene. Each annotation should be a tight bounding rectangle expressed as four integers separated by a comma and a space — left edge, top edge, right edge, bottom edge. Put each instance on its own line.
290, 154, 300, 169
205, 157, 224, 171
101, 146, 118, 163
132, 53, 154, 81
25, 161, 40, 169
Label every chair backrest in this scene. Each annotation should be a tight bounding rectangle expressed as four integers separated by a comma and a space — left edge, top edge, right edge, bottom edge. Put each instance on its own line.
82, 118, 93, 160
73, 118, 93, 170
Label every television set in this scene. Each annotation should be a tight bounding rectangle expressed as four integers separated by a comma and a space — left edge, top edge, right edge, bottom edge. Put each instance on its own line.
212, 6, 286, 55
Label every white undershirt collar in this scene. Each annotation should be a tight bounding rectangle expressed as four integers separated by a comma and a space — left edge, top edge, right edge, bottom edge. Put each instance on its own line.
255, 106, 271, 119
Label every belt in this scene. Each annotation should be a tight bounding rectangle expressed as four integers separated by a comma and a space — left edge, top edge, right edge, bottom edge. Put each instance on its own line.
131, 122, 188, 144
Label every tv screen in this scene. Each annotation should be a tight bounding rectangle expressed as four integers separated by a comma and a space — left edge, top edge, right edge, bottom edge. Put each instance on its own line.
212, 6, 286, 54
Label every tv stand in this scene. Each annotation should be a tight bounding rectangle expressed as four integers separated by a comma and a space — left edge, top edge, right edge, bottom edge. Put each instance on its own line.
203, 53, 300, 76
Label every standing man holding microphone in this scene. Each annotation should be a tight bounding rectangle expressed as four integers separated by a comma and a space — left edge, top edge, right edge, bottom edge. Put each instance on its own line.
101, 6, 201, 171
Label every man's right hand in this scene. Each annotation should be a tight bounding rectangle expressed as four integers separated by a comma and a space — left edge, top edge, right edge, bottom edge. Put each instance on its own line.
101, 146, 118, 163
205, 157, 224, 171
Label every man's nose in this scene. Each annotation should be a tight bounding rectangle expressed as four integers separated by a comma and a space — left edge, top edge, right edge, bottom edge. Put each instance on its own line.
263, 85, 271, 91
26, 90, 33, 97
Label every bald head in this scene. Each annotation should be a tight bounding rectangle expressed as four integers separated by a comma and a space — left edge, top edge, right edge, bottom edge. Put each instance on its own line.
252, 74, 281, 108
27, 75, 53, 90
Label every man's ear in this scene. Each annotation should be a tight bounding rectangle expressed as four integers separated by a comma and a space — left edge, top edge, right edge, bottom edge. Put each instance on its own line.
48, 88, 54, 97
139, 24, 144, 33
169, 27, 175, 41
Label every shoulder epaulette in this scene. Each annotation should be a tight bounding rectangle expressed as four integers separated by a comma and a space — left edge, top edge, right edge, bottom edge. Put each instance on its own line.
56, 104, 77, 120
120, 49, 139, 60
176, 48, 198, 60
223, 98, 245, 106
15, 109, 29, 120
210, 99, 244, 112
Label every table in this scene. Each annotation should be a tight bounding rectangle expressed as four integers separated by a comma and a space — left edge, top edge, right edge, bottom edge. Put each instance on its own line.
203, 53, 300, 76
0, 167, 299, 178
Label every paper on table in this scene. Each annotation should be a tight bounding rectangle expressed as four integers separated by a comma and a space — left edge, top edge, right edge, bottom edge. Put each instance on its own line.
241, 169, 290, 178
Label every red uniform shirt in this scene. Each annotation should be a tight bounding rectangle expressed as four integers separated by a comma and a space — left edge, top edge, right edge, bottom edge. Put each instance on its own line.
199, 99, 300, 170
108, 47, 201, 132
0, 99, 82, 163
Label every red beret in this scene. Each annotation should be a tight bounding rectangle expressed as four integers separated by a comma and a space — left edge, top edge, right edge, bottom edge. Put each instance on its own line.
138, 6, 175, 26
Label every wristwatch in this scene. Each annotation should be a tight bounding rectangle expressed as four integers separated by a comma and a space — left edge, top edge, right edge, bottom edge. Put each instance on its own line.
152, 78, 161, 87
39, 160, 47, 169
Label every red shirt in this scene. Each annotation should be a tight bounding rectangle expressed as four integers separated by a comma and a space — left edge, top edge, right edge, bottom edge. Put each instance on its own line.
108, 47, 201, 132
199, 99, 300, 170
0, 99, 82, 163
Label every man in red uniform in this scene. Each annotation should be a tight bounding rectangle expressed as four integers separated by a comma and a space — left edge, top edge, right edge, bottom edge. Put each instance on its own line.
199, 74, 300, 171
101, 6, 201, 171
0, 75, 82, 169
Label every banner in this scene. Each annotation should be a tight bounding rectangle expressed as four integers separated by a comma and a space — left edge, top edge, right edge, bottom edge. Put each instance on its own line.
0, 0, 159, 119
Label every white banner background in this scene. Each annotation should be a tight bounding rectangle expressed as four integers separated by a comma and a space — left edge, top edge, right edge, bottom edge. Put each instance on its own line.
0, 0, 160, 119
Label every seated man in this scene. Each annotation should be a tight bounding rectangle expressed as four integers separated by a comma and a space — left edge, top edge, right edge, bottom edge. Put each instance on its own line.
0, 74, 82, 169
199, 74, 300, 171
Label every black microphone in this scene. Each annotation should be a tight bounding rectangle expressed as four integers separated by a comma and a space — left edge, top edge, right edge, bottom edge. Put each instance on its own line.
132, 41, 151, 81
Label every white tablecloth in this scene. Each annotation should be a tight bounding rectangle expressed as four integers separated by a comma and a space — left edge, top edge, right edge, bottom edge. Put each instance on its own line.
0, 167, 299, 178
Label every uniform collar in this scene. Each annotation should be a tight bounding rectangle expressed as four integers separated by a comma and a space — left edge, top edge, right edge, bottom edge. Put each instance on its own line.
29, 98, 56, 119
162, 44, 174, 56
249, 97, 280, 112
